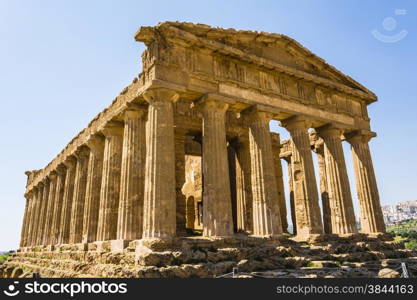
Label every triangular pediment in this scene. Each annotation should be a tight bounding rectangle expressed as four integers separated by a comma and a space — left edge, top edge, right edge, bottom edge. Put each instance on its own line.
136, 22, 376, 101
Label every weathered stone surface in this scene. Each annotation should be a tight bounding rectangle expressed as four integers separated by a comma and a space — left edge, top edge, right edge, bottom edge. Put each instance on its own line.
142, 88, 178, 239
271, 134, 288, 233
70, 147, 90, 244
97, 123, 123, 241
244, 109, 282, 236
182, 155, 202, 230
199, 97, 233, 237
117, 107, 146, 241
317, 126, 356, 234
310, 132, 332, 234
234, 137, 253, 233
36, 178, 50, 246
59, 157, 77, 244
174, 128, 187, 235
4, 235, 416, 278
378, 268, 400, 278
281, 117, 323, 238
82, 135, 104, 243
347, 132, 385, 233
51, 165, 67, 245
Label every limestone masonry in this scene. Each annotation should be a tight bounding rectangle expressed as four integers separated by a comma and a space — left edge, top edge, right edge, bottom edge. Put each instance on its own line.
5, 22, 414, 278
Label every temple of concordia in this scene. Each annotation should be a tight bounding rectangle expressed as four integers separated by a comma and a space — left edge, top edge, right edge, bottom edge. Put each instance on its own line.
4, 22, 416, 278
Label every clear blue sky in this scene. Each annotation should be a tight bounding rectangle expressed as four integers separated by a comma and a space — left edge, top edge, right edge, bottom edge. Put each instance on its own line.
1, 0, 416, 250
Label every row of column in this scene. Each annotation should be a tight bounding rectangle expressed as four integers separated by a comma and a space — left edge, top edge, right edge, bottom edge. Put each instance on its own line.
282, 118, 385, 237
20, 89, 184, 248
20, 89, 287, 249
19, 88, 385, 248
20, 107, 148, 247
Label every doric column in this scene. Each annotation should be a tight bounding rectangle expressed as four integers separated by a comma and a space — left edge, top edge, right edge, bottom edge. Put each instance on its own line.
69, 146, 90, 244
228, 144, 238, 231
281, 117, 323, 237
317, 126, 356, 234
314, 143, 332, 234
36, 177, 50, 246
142, 88, 178, 239
244, 109, 282, 236
235, 137, 253, 233
59, 156, 77, 244
30, 184, 43, 246
51, 164, 66, 245
43, 171, 58, 245
25, 188, 38, 247
117, 107, 146, 243
271, 134, 288, 233
347, 132, 385, 233
82, 135, 104, 243
283, 156, 297, 235
199, 97, 233, 237
97, 122, 123, 241
186, 196, 195, 229
174, 128, 187, 236
19, 192, 31, 248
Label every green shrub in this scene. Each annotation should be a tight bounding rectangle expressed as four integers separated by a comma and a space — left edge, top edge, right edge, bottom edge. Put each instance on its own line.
387, 219, 417, 250
0, 253, 9, 264
404, 239, 417, 250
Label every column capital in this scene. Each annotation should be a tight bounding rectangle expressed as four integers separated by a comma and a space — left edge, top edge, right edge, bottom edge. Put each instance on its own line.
86, 135, 105, 153
195, 94, 229, 113
74, 146, 90, 159
143, 88, 179, 104
281, 116, 312, 131
101, 121, 124, 137
56, 163, 67, 175
24, 190, 34, 199
42, 177, 50, 185
241, 106, 274, 123
345, 130, 376, 144
123, 103, 147, 120
315, 124, 344, 137
48, 171, 58, 180
63, 156, 77, 169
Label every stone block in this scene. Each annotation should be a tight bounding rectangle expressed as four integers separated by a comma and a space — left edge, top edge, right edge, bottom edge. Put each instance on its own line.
110, 239, 131, 252
95, 241, 111, 253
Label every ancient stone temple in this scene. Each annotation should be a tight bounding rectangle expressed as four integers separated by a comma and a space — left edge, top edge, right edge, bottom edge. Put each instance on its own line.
7, 22, 407, 278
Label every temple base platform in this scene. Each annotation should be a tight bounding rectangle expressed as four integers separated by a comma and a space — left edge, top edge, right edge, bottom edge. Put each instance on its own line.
2, 234, 417, 278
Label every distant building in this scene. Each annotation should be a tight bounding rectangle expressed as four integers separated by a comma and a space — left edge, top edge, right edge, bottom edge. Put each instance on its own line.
382, 200, 417, 225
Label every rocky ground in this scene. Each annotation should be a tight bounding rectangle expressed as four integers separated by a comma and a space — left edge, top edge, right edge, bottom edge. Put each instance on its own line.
1, 234, 416, 278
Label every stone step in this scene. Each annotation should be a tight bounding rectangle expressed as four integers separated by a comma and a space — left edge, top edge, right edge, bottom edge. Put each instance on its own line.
8, 256, 137, 278
4, 236, 416, 278
6, 261, 97, 278
13, 251, 136, 265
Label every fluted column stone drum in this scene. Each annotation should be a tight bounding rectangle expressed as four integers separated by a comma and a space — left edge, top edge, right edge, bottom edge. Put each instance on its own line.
115, 107, 146, 249
199, 97, 234, 237
282, 117, 323, 238
141, 88, 178, 240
